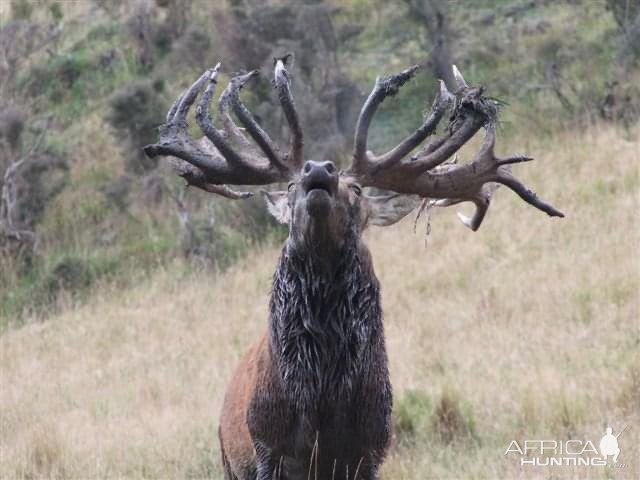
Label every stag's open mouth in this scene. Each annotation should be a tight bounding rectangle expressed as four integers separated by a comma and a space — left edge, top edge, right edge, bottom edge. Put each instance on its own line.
302, 175, 336, 216
304, 181, 333, 197
301, 172, 337, 198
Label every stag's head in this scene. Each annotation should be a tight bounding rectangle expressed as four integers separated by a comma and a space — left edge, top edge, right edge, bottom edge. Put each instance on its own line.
144, 56, 563, 259
262, 158, 420, 257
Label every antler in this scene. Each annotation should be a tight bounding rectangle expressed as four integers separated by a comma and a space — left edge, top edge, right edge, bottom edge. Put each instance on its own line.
274, 54, 304, 170
347, 65, 564, 230
144, 61, 300, 198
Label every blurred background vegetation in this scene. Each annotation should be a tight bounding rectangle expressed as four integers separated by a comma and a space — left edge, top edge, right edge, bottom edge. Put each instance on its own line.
1, 0, 638, 329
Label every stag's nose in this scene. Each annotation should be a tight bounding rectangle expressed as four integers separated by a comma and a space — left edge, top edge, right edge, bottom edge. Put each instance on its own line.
301, 160, 339, 195
303, 160, 337, 176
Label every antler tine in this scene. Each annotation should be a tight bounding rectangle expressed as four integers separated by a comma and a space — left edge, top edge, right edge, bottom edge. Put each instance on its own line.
196, 66, 285, 173
496, 169, 565, 218
144, 68, 220, 176
470, 125, 564, 219
223, 70, 290, 172
170, 156, 253, 199
194, 64, 249, 167
349, 63, 495, 180
218, 79, 259, 154
273, 54, 304, 169
372, 80, 454, 173
352, 65, 420, 173
174, 68, 215, 124
403, 87, 497, 175
429, 182, 499, 231
144, 63, 293, 199
166, 91, 183, 123
428, 185, 497, 232
452, 64, 468, 90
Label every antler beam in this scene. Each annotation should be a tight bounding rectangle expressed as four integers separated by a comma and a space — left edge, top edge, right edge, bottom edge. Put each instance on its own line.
347, 65, 564, 230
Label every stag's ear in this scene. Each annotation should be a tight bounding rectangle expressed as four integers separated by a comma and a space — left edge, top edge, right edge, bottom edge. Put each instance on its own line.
366, 193, 421, 227
261, 190, 291, 224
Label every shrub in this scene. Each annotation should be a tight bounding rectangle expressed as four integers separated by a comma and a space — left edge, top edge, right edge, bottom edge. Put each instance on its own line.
171, 25, 211, 69
49, 2, 63, 22
107, 81, 166, 174
22, 52, 94, 105
10, 0, 33, 20
394, 389, 432, 440
44, 256, 95, 299
176, 209, 251, 270
12, 151, 68, 230
100, 175, 132, 213
431, 387, 476, 445
0, 107, 25, 151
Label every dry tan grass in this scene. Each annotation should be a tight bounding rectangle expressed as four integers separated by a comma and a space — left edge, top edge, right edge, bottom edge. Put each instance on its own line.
1, 124, 638, 479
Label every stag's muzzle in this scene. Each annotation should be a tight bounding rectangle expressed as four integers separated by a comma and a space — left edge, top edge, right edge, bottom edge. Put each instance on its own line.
300, 160, 339, 198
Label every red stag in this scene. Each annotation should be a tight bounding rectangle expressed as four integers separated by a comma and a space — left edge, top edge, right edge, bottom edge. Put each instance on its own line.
144, 56, 563, 480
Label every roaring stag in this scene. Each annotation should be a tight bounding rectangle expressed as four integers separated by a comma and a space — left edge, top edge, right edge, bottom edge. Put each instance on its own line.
144, 56, 563, 480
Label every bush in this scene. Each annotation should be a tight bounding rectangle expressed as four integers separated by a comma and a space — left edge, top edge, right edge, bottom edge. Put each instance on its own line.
12, 151, 68, 230
21, 52, 94, 106
431, 387, 477, 445
174, 206, 251, 270
0, 107, 25, 151
49, 2, 63, 22
171, 25, 211, 69
394, 389, 432, 440
44, 256, 95, 299
10, 0, 33, 20
107, 81, 166, 174
1, 254, 98, 328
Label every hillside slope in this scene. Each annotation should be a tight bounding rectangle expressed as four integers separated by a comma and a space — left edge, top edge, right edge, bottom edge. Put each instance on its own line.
3, 0, 638, 327
1, 125, 638, 479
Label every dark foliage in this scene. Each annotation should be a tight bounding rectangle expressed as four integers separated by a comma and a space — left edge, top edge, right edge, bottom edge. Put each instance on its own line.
11, 152, 68, 230
0, 108, 25, 152
108, 81, 166, 174
431, 389, 474, 445
44, 256, 95, 300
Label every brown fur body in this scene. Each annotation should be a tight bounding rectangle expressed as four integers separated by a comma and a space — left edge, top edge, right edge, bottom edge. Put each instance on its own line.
219, 244, 392, 480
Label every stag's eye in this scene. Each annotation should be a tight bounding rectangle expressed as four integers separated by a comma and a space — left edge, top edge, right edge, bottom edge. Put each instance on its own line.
350, 184, 362, 196
287, 182, 295, 192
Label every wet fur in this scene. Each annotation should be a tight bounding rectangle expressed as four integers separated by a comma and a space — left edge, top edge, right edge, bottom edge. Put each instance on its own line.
219, 238, 391, 479
219, 175, 394, 480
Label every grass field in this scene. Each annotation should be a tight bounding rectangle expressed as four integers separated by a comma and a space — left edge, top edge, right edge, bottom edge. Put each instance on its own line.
1, 123, 639, 479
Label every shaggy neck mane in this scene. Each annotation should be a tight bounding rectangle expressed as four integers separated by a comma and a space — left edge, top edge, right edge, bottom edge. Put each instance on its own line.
269, 233, 383, 412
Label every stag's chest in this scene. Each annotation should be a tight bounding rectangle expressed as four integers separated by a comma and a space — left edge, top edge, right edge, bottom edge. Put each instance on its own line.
266, 319, 391, 468
269, 257, 384, 403
276, 309, 372, 394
